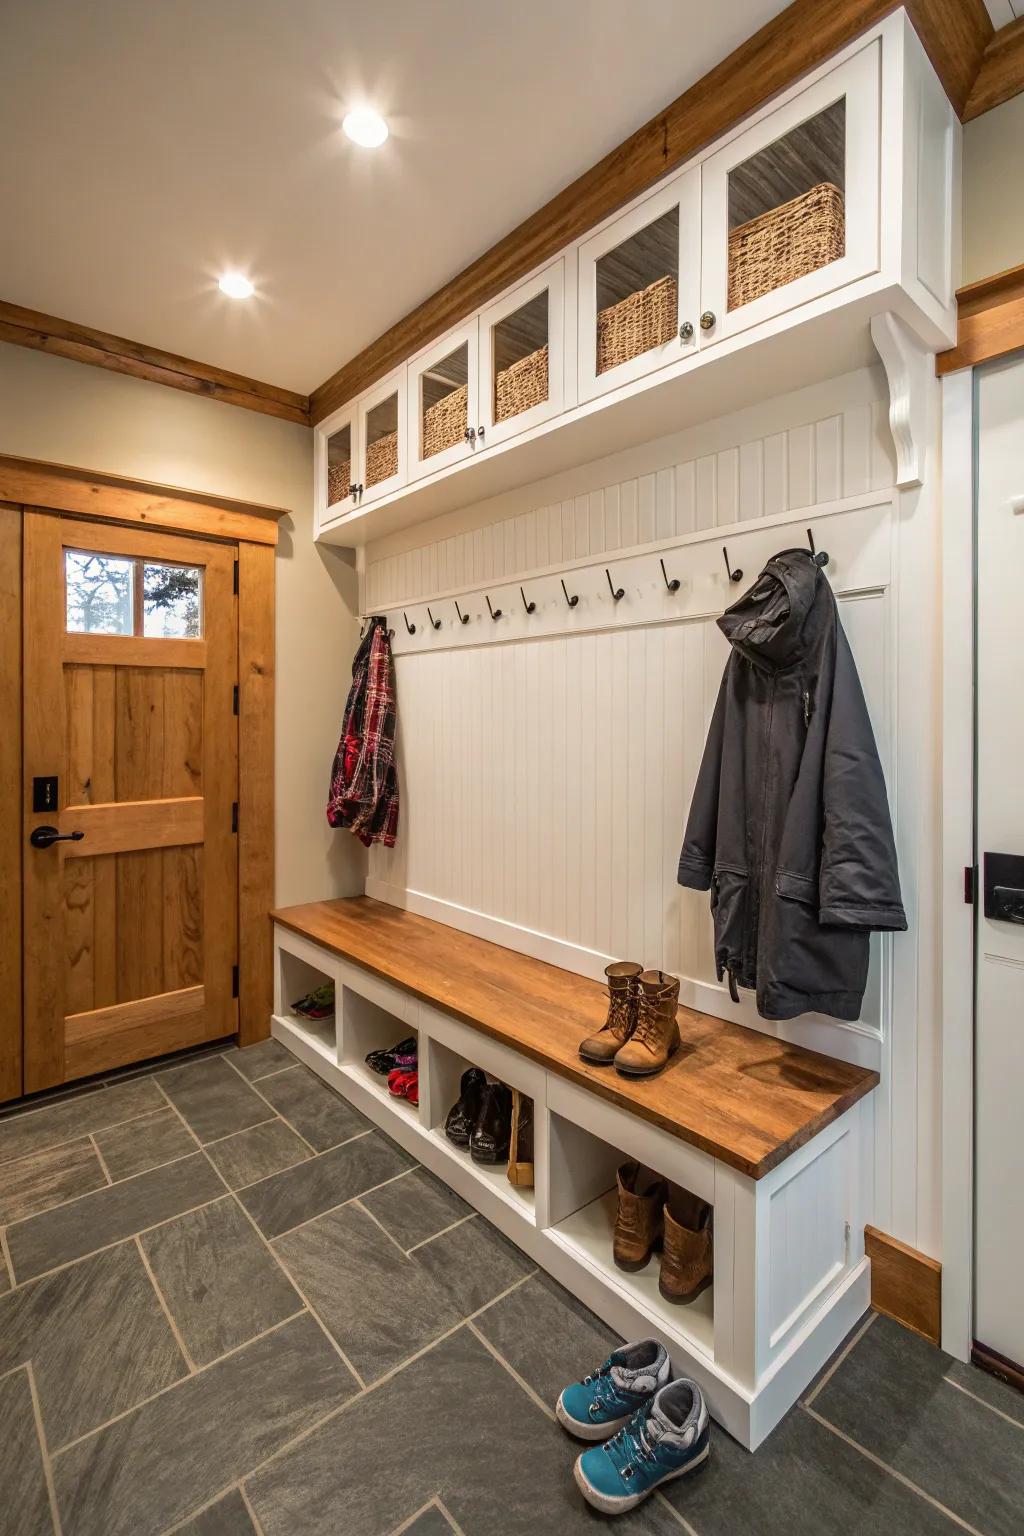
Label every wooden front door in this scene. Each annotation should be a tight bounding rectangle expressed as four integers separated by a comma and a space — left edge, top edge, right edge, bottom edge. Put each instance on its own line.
23, 512, 238, 1089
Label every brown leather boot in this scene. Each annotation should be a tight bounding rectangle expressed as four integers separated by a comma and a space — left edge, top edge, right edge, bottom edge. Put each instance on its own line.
579, 962, 643, 1064
507, 1090, 534, 1188
613, 1161, 666, 1271
613, 970, 680, 1077
660, 1185, 713, 1304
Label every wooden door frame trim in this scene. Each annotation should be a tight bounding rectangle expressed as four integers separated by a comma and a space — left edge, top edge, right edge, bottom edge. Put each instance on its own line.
936, 263, 1024, 374
237, 541, 275, 1046
0, 301, 310, 427
0, 454, 287, 546
309, 0, 993, 424
0, 505, 22, 1101
963, 14, 1024, 119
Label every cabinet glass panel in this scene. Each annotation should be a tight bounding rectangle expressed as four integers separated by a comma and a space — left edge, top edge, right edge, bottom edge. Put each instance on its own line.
727, 99, 845, 313
364, 393, 400, 489
420, 342, 469, 461
491, 290, 549, 426
326, 422, 352, 507
594, 206, 678, 376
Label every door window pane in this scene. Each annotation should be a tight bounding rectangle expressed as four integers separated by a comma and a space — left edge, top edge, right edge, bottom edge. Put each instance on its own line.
595, 207, 678, 374
143, 562, 203, 637
421, 342, 468, 459
493, 291, 549, 424
65, 550, 134, 635
727, 99, 846, 311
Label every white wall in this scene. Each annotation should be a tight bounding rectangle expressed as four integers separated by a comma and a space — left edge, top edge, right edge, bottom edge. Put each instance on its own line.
962, 94, 1024, 283
0, 342, 364, 906
360, 363, 945, 1259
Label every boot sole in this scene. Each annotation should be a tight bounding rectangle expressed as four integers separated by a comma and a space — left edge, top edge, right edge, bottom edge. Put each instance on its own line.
555, 1394, 634, 1441
470, 1147, 510, 1165
573, 1441, 710, 1513
614, 1043, 681, 1079
658, 1273, 714, 1306
578, 1050, 617, 1065
613, 1252, 656, 1273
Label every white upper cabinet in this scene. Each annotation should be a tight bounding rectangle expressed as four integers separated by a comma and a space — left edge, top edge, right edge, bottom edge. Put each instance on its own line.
576, 172, 701, 403
478, 259, 565, 447
700, 43, 880, 346
315, 400, 359, 533
408, 320, 480, 481
356, 367, 407, 508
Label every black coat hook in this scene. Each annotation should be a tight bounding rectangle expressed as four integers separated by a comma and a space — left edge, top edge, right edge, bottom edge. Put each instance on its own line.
606, 568, 625, 602
807, 528, 829, 567
455, 600, 469, 625
403, 612, 416, 635
520, 585, 536, 615
561, 578, 579, 609
387, 627, 395, 642
427, 606, 441, 630
722, 546, 743, 583
660, 558, 681, 593
486, 594, 502, 621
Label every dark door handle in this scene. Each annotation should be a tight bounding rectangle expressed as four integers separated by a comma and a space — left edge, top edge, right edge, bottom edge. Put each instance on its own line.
30, 825, 85, 850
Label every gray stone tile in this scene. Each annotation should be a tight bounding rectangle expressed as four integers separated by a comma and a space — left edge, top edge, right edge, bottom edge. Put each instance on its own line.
93, 1109, 197, 1181
274, 1203, 458, 1384
0, 1079, 105, 1122
402, 1506, 455, 1534
238, 1131, 414, 1239
946, 1356, 1024, 1427
246, 1326, 679, 1536
474, 1270, 619, 1407
0, 1260, 10, 1295
53, 1313, 357, 1536
229, 1040, 297, 1083
361, 1166, 471, 1251
668, 1405, 961, 1535
412, 1213, 534, 1317
0, 1079, 162, 1166
813, 1313, 1024, 1535
0, 1243, 186, 1450
251, 1066, 370, 1152
140, 1197, 301, 1367
205, 1119, 312, 1191
7, 1152, 224, 1282
0, 1138, 107, 1226
158, 1057, 274, 1144
174, 1488, 256, 1535
0, 1367, 54, 1536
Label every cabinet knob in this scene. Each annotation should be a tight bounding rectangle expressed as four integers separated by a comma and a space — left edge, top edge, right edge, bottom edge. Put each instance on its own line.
700, 311, 717, 332
679, 320, 694, 342
347, 483, 359, 500
477, 425, 485, 440
464, 427, 476, 444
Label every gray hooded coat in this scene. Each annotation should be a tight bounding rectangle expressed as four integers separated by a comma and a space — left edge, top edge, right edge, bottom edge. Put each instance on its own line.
677, 548, 906, 1022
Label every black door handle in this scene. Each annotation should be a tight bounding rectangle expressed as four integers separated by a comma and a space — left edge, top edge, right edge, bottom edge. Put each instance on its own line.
30, 825, 85, 850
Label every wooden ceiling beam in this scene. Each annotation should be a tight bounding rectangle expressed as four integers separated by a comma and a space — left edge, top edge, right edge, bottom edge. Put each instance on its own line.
0, 300, 310, 427
309, 0, 993, 425
963, 15, 1024, 120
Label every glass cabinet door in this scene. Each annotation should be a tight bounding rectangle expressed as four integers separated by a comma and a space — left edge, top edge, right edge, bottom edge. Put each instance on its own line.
317, 405, 359, 527
577, 171, 700, 403
408, 320, 479, 481
479, 260, 564, 446
356, 368, 407, 506
699, 42, 879, 345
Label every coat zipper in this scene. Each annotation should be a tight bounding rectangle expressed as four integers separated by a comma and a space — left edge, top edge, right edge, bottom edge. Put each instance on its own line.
750, 675, 777, 983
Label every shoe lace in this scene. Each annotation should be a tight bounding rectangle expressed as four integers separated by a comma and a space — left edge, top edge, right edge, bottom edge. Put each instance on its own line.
633, 981, 673, 1049
606, 1409, 657, 1476
605, 989, 632, 1036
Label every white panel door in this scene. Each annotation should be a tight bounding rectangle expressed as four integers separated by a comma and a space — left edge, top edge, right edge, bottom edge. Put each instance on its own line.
974, 354, 1024, 1372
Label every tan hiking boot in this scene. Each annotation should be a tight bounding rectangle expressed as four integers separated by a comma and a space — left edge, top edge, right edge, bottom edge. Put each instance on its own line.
579, 961, 643, 1064
613, 969, 681, 1078
613, 1161, 667, 1271
660, 1185, 714, 1304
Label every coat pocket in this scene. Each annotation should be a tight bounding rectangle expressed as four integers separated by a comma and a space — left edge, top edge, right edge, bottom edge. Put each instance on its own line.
711, 867, 750, 970
775, 870, 818, 907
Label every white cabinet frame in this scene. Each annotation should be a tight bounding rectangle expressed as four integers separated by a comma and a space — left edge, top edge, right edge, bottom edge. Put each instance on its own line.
479, 259, 566, 448
408, 319, 480, 482
700, 41, 881, 346
314, 400, 360, 535
356, 366, 408, 508
577, 169, 701, 404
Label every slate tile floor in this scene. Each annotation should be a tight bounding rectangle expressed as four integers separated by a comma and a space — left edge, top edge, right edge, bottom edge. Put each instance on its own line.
0, 1041, 1021, 1536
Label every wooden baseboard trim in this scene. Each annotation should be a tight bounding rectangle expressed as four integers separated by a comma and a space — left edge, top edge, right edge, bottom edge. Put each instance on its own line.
937, 263, 1024, 374
865, 1224, 942, 1344
972, 1340, 1024, 1394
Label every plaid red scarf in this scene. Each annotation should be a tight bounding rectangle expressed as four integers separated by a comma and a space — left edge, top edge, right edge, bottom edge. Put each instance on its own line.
326, 617, 399, 848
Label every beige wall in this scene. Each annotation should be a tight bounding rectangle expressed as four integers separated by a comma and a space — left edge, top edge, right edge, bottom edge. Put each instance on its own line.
963, 94, 1024, 284
0, 341, 365, 907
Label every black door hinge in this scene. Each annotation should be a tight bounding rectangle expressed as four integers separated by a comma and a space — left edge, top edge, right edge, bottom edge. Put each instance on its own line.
232, 684, 239, 716
233, 559, 239, 595
964, 864, 977, 905
232, 964, 239, 999
231, 801, 238, 834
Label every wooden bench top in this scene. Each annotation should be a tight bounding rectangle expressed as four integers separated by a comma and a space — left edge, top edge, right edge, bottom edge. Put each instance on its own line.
272, 897, 878, 1181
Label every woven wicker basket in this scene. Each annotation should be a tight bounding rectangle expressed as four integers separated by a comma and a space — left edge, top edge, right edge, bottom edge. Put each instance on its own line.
365, 432, 398, 487
327, 460, 351, 506
495, 345, 548, 423
422, 384, 468, 459
596, 273, 677, 375
729, 182, 845, 311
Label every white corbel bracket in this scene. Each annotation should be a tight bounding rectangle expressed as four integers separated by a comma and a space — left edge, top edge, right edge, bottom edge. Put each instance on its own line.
870, 311, 932, 488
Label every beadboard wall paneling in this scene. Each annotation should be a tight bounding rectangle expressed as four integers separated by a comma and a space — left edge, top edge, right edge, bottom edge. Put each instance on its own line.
364, 394, 894, 612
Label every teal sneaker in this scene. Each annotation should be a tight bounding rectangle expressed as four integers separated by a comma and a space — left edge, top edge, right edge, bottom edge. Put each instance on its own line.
555, 1339, 671, 1441
573, 1378, 710, 1514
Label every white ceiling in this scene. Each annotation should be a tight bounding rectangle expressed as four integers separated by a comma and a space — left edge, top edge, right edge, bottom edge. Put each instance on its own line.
0, 0, 790, 394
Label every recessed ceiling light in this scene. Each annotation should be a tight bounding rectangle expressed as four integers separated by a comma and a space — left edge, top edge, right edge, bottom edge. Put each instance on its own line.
343, 108, 389, 148
218, 272, 254, 299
